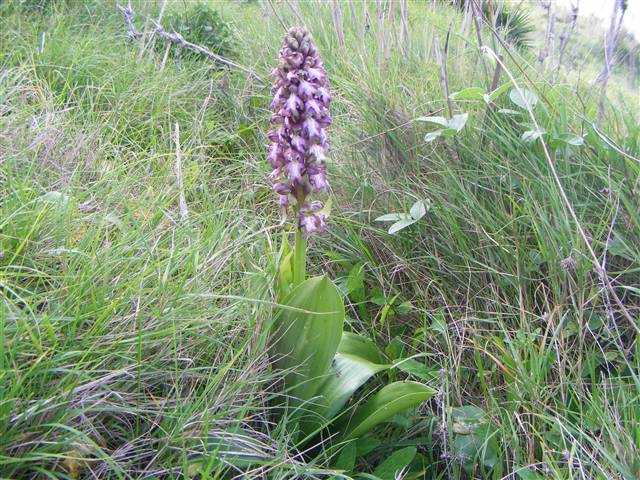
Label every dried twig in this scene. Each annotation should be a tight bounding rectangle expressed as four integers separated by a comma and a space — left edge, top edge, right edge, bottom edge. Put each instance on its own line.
469, 0, 490, 86
173, 123, 188, 222
266, 0, 288, 31
596, 0, 627, 84
434, 28, 453, 119
375, 0, 385, 69
284, 0, 306, 29
556, 0, 579, 78
348, 0, 359, 39
400, 0, 410, 57
331, 0, 345, 48
116, 3, 266, 84
537, 0, 556, 67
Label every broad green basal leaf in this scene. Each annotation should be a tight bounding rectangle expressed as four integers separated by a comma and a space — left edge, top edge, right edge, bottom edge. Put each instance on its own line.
372, 446, 417, 480
272, 275, 345, 406
340, 381, 436, 440
40, 191, 71, 208
338, 332, 386, 364
300, 333, 390, 437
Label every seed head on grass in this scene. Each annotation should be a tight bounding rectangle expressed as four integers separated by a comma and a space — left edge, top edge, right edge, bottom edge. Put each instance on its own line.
267, 27, 331, 234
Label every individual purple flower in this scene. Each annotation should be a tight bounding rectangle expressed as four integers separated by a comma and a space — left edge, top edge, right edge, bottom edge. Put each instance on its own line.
267, 26, 331, 235
298, 202, 327, 234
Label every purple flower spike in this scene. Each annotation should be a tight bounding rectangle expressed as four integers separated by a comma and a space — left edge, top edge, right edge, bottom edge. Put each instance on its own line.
267, 26, 332, 235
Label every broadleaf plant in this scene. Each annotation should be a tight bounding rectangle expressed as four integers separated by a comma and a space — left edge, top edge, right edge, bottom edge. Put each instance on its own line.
375, 199, 430, 234
262, 28, 435, 466
417, 113, 468, 143
448, 82, 512, 104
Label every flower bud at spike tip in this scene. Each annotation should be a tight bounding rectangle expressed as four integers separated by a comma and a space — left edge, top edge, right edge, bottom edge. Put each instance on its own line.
267, 27, 331, 235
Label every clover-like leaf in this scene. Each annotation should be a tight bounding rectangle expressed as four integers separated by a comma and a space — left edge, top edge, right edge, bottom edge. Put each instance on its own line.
448, 113, 469, 132
415, 116, 449, 128
375, 213, 411, 222
424, 130, 443, 143
550, 134, 585, 149
521, 129, 546, 143
409, 200, 429, 220
509, 88, 538, 110
498, 108, 521, 115
388, 218, 417, 234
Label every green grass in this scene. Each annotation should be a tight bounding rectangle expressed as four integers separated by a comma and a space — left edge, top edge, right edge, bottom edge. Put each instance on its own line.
1, 0, 638, 478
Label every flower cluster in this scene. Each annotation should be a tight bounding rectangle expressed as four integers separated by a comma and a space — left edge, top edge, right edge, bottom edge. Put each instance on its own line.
267, 27, 331, 234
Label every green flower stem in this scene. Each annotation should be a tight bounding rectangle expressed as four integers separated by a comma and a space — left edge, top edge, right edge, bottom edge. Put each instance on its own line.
293, 228, 307, 287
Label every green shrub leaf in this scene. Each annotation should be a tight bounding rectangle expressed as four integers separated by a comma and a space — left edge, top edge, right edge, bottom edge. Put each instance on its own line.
448, 113, 469, 132
449, 87, 485, 101
509, 88, 538, 109
415, 116, 449, 127
388, 219, 417, 234
375, 213, 411, 222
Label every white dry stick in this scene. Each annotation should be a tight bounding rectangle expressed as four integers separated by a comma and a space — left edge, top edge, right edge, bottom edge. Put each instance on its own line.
376, 0, 385, 69
556, 0, 579, 79
469, 0, 490, 85
284, 0, 306, 28
159, 40, 171, 71
595, 0, 627, 119
387, 0, 396, 51
174, 123, 189, 222
136, 17, 151, 64
385, 0, 395, 64
596, 0, 627, 84
116, 3, 265, 83
537, 0, 556, 67
423, 23, 430, 62
315, 0, 331, 49
331, 0, 345, 48
348, 0, 359, 38
434, 36, 453, 119
361, 0, 369, 57
400, 0, 410, 57
146, 0, 169, 66
263, 0, 271, 27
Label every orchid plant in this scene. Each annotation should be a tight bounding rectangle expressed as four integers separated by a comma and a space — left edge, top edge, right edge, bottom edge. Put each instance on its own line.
265, 27, 435, 452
